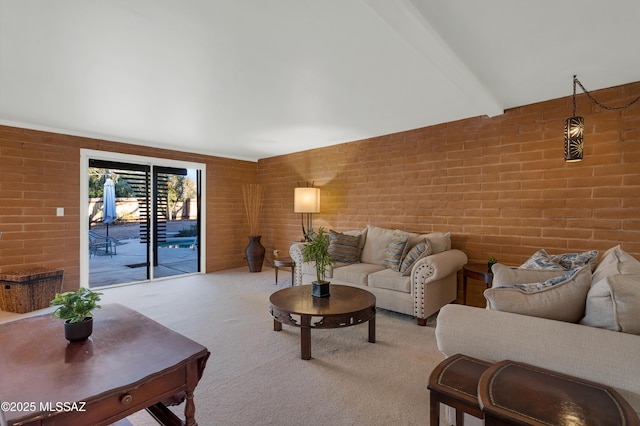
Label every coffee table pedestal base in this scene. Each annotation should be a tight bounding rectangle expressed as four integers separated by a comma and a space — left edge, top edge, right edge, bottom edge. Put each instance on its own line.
272, 309, 376, 360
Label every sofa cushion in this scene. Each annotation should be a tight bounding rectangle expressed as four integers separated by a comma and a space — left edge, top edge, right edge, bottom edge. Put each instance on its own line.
332, 263, 385, 286
592, 245, 640, 284
361, 225, 397, 266
484, 265, 592, 323
368, 269, 412, 293
383, 231, 409, 271
328, 229, 361, 263
491, 263, 569, 287
425, 232, 451, 254
399, 239, 432, 276
581, 275, 640, 334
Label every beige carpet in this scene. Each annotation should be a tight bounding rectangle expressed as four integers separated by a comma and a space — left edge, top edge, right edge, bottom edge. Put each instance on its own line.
6, 268, 447, 425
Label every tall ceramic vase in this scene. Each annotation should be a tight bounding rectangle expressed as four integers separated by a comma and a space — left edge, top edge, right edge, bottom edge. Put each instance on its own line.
245, 235, 265, 272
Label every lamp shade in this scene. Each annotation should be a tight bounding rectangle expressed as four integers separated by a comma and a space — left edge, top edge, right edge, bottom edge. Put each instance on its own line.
564, 116, 584, 162
294, 187, 320, 213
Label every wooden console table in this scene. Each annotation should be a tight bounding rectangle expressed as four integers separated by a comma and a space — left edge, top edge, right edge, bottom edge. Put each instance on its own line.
0, 303, 209, 426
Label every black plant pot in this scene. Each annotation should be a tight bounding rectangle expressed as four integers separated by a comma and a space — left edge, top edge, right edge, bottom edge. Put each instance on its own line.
64, 317, 93, 342
488, 262, 497, 273
245, 235, 266, 272
312, 281, 330, 298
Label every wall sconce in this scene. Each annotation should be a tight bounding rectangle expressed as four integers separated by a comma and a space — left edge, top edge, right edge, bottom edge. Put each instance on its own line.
294, 185, 320, 241
564, 75, 640, 162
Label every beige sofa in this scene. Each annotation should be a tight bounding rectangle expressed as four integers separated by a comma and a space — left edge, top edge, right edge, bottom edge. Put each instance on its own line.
435, 245, 640, 421
289, 225, 468, 325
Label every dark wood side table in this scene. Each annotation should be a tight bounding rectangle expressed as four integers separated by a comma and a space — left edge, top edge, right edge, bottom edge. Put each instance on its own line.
269, 284, 376, 360
0, 303, 209, 426
274, 256, 295, 285
478, 360, 640, 426
462, 263, 493, 305
428, 354, 491, 426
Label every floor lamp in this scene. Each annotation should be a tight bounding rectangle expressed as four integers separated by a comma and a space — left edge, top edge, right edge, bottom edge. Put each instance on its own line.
294, 187, 320, 241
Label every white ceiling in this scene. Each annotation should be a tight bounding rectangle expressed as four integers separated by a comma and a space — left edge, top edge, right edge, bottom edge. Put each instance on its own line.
1, 0, 639, 161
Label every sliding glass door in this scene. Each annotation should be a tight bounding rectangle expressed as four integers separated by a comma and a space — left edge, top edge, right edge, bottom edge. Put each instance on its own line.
83, 151, 204, 288
153, 166, 201, 279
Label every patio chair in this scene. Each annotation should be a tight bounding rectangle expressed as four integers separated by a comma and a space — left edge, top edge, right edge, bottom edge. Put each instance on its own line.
89, 230, 118, 257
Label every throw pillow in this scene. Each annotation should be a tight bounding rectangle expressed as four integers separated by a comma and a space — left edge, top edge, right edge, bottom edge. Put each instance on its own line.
520, 248, 599, 271
399, 239, 432, 276
581, 274, 640, 335
520, 249, 565, 270
491, 263, 568, 287
339, 228, 367, 250
383, 232, 409, 271
591, 245, 640, 284
551, 250, 599, 272
328, 229, 361, 263
484, 265, 592, 323
401, 231, 422, 259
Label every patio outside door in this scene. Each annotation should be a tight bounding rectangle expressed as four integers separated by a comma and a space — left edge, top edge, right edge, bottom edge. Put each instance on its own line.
87, 158, 201, 288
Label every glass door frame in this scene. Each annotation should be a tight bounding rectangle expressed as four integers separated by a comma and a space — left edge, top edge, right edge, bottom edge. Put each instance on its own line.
80, 149, 206, 288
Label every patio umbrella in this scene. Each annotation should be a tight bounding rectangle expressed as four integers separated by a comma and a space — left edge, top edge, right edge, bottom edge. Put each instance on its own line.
102, 177, 116, 236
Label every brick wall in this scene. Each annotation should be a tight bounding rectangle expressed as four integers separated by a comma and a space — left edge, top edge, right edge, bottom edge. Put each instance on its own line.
1, 80, 638, 294
258, 81, 640, 271
0, 126, 256, 290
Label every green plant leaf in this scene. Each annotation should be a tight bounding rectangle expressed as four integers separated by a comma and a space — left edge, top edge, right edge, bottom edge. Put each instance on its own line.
50, 288, 102, 323
301, 227, 334, 283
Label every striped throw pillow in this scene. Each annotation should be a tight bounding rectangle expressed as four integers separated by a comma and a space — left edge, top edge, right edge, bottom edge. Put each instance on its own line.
384, 232, 409, 271
328, 230, 361, 263
399, 239, 432, 276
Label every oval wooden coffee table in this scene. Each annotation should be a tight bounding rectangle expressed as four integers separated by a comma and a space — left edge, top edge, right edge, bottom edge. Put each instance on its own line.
269, 284, 376, 360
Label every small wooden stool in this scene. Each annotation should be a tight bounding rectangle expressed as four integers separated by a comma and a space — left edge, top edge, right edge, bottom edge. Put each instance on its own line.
274, 256, 295, 285
428, 354, 491, 426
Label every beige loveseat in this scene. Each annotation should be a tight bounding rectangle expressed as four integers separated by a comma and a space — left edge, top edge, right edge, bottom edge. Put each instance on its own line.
289, 225, 468, 325
435, 245, 640, 422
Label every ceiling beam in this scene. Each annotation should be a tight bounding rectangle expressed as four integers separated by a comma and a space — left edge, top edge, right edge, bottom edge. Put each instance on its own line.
364, 0, 504, 118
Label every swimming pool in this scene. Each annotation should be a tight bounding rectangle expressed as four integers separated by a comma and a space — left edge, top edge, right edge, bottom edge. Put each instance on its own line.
158, 237, 197, 249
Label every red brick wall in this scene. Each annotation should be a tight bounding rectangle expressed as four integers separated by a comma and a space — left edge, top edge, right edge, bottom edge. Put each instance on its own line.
0, 126, 256, 289
258, 81, 640, 269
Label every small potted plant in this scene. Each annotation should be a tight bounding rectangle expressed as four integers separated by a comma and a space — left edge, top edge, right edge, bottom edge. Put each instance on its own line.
302, 227, 334, 298
488, 256, 497, 273
51, 287, 102, 342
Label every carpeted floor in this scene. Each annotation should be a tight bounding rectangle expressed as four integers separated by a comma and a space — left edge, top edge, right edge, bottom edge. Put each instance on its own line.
4, 267, 447, 425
